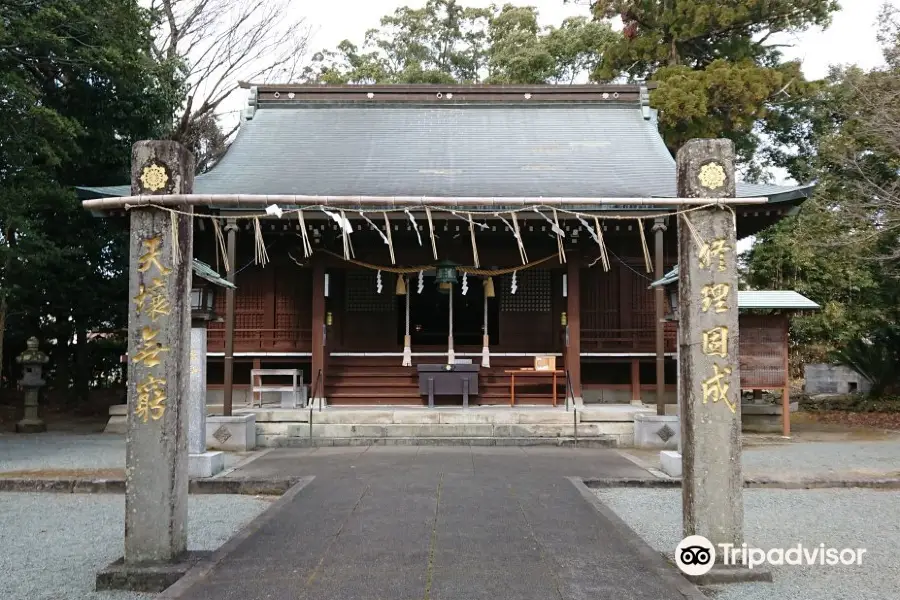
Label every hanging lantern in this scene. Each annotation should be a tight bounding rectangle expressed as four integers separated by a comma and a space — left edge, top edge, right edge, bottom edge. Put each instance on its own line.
434, 260, 458, 294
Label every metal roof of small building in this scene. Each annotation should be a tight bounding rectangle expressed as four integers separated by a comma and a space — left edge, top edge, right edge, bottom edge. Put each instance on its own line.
77, 87, 812, 204
649, 266, 819, 310
737, 290, 819, 310
192, 259, 234, 288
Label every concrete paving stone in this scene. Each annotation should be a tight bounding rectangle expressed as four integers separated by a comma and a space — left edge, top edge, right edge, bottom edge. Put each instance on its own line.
315, 410, 396, 425
255, 422, 308, 437
171, 448, 694, 600
393, 411, 442, 424
515, 410, 575, 424
304, 564, 427, 600
312, 423, 389, 437
429, 564, 561, 600
437, 411, 506, 425
251, 410, 310, 423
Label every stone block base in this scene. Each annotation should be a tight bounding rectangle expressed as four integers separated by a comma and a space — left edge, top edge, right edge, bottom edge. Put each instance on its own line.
95, 551, 211, 592
189, 451, 225, 478
660, 450, 682, 477
633, 414, 680, 449
742, 402, 798, 433
104, 404, 128, 434
15, 419, 46, 433
685, 563, 773, 586
206, 414, 256, 451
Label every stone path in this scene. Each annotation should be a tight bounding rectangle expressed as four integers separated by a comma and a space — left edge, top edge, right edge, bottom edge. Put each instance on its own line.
166, 446, 701, 600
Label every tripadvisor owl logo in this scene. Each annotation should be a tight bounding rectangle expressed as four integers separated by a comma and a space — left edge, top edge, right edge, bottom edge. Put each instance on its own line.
675, 535, 716, 576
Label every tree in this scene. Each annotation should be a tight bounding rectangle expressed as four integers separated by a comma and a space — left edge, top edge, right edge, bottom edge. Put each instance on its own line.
302, 0, 615, 85
744, 4, 900, 367
0, 0, 179, 398
585, 0, 839, 171
149, 0, 310, 170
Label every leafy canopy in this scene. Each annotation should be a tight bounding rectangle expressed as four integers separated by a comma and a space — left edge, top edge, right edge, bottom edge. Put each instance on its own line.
586, 0, 839, 172
302, 0, 616, 85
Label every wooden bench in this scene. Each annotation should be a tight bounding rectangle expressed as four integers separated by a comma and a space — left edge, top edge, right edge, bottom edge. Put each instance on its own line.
251, 369, 306, 408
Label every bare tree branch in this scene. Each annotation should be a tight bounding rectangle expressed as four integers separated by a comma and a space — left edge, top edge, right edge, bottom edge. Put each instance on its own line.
151, 0, 310, 170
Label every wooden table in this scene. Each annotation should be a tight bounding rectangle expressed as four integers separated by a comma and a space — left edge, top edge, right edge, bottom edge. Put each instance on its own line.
505, 369, 565, 407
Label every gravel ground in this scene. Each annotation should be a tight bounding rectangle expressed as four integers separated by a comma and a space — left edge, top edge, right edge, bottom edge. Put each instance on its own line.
596, 488, 900, 600
742, 440, 900, 478
0, 493, 273, 600
0, 433, 252, 475
0, 433, 124, 473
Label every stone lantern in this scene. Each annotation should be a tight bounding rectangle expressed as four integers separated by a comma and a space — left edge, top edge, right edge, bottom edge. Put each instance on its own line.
16, 337, 49, 433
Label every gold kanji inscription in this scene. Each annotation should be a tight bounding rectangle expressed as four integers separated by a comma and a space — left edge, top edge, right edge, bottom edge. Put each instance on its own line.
137, 236, 172, 276
701, 364, 737, 413
699, 238, 731, 272
702, 326, 730, 358
135, 375, 166, 422
132, 326, 169, 367
133, 277, 171, 321
700, 283, 730, 313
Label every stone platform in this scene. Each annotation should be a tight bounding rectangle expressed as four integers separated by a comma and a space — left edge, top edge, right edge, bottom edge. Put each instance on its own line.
246, 405, 654, 448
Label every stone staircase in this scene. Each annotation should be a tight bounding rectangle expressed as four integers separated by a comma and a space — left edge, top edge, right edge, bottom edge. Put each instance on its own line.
324, 355, 566, 406
248, 405, 648, 448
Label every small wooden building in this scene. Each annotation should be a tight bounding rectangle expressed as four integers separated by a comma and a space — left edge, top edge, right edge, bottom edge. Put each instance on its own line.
79, 84, 814, 408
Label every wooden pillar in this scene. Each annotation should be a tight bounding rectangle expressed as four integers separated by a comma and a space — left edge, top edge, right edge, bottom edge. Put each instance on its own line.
783, 315, 791, 437
566, 254, 582, 402
653, 217, 667, 415
311, 257, 326, 402
124, 141, 193, 564
630, 359, 641, 405
677, 139, 743, 552
222, 219, 237, 416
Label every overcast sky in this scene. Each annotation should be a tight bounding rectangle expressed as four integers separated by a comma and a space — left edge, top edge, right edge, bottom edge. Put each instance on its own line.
221, 0, 891, 115
297, 0, 890, 80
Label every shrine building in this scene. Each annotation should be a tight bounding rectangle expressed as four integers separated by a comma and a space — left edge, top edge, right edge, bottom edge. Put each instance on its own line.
79, 84, 817, 445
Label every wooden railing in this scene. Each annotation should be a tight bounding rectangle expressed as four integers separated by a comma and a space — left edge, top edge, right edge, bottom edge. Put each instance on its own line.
207, 328, 312, 352
581, 328, 676, 353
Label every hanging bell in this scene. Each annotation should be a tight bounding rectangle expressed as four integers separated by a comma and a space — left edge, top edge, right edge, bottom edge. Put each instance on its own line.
396, 274, 407, 295
434, 259, 458, 295
484, 276, 495, 298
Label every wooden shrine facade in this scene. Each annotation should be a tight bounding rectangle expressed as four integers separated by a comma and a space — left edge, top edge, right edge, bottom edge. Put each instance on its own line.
193, 212, 804, 406
77, 83, 816, 405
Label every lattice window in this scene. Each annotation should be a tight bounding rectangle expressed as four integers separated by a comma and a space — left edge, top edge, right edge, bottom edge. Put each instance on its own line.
344, 271, 396, 312
499, 269, 551, 312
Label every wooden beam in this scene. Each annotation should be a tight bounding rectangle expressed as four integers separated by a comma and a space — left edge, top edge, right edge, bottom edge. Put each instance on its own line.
653, 217, 667, 416
566, 252, 582, 401
222, 220, 238, 416
311, 257, 326, 401
783, 315, 791, 437
631, 359, 641, 405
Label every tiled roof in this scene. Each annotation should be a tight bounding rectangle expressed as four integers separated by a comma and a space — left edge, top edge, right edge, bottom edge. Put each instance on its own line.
78, 101, 812, 203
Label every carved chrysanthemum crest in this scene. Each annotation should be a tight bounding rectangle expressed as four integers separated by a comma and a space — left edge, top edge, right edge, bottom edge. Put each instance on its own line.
140, 163, 169, 192
697, 162, 727, 191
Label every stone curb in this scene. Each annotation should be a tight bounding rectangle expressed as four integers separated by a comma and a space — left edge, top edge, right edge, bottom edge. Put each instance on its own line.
568, 477, 708, 600
583, 477, 900, 490
0, 477, 299, 495
159, 477, 315, 599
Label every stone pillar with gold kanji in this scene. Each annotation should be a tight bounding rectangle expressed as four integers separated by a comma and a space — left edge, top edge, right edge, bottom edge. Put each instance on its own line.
677, 139, 743, 552
124, 141, 194, 564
